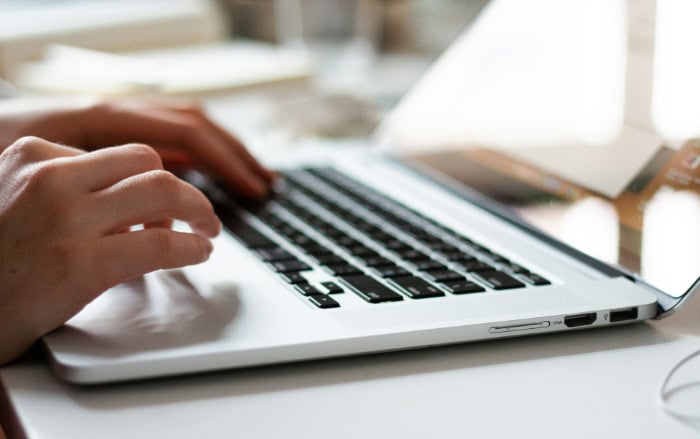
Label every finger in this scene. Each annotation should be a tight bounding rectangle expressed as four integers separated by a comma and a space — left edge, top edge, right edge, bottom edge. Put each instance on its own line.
174, 106, 277, 183
149, 145, 195, 170
61, 143, 164, 191
90, 170, 221, 237
5, 136, 84, 164
86, 228, 213, 294
85, 106, 271, 198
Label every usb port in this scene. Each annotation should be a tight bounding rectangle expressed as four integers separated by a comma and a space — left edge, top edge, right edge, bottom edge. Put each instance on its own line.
564, 313, 597, 328
609, 307, 638, 323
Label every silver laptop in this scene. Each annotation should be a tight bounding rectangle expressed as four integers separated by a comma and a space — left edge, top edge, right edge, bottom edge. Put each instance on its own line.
43, 0, 700, 384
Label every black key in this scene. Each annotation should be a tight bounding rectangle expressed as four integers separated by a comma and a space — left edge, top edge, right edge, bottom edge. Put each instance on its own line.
427, 242, 461, 253
340, 275, 404, 303
347, 246, 377, 257
473, 270, 525, 290
442, 280, 485, 294
385, 240, 412, 252
335, 236, 362, 247
276, 225, 298, 236
518, 272, 551, 286
391, 276, 445, 299
308, 294, 340, 309
502, 262, 530, 274
301, 244, 333, 256
327, 264, 363, 276
279, 272, 308, 284
412, 234, 444, 245
318, 226, 345, 238
270, 260, 312, 273
360, 256, 395, 267
397, 249, 430, 261
224, 216, 276, 249
461, 260, 494, 272
255, 247, 296, 262
296, 284, 323, 296
288, 234, 315, 247
370, 232, 398, 243
442, 252, 477, 263
414, 260, 448, 272
427, 270, 465, 282
374, 266, 412, 278
314, 254, 348, 266
321, 281, 344, 294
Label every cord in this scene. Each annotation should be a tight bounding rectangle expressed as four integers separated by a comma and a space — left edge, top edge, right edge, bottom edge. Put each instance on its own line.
658, 348, 700, 419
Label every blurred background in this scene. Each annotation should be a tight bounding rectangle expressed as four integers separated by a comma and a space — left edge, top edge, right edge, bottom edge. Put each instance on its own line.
0, 0, 488, 145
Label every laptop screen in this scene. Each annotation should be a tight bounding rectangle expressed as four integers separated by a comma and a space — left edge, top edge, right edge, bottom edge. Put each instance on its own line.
379, 0, 700, 298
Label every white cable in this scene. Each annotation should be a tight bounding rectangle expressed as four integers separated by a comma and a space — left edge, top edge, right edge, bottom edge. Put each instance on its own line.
658, 348, 700, 419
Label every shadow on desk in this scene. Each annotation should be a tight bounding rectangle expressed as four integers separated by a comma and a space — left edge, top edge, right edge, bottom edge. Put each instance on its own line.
9, 291, 699, 416
26, 322, 669, 408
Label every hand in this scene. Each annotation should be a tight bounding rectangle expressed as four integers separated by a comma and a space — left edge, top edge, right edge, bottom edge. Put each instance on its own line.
0, 97, 276, 198
0, 137, 221, 365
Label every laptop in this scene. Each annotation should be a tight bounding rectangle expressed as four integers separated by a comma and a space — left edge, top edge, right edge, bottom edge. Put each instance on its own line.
43, 0, 700, 384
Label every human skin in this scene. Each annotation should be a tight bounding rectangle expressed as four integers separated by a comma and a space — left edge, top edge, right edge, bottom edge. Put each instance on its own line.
0, 98, 275, 365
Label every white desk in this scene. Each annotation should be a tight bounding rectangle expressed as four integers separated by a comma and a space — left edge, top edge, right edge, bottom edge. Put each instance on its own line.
2, 290, 699, 438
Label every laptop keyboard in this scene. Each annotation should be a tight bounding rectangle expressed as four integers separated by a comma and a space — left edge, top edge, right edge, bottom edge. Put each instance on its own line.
212, 167, 550, 309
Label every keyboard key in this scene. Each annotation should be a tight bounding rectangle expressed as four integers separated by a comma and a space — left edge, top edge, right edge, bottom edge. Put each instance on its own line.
360, 256, 395, 267
461, 260, 494, 272
473, 270, 525, 290
301, 245, 334, 256
255, 247, 296, 262
391, 276, 445, 299
442, 280, 485, 294
518, 272, 551, 286
374, 266, 412, 278
442, 252, 477, 263
427, 270, 465, 282
270, 260, 312, 273
288, 234, 315, 247
321, 281, 344, 294
279, 272, 309, 284
314, 254, 347, 266
385, 240, 413, 252
346, 246, 377, 257
327, 264, 363, 276
296, 284, 323, 296
413, 260, 448, 272
502, 262, 529, 274
224, 216, 276, 249
427, 242, 461, 253
340, 275, 404, 303
308, 294, 340, 309
397, 249, 431, 261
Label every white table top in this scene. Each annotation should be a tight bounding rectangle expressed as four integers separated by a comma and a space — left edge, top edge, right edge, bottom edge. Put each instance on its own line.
2, 289, 699, 439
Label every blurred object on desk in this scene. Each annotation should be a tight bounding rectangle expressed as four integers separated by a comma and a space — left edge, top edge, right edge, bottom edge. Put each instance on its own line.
261, 93, 382, 143
0, 0, 227, 77
220, 0, 489, 56
273, 0, 383, 93
9, 42, 313, 97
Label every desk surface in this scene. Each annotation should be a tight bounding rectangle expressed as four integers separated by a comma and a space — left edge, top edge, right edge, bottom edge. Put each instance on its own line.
2, 289, 699, 438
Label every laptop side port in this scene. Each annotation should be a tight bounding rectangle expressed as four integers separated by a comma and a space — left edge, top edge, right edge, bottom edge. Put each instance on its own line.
564, 313, 597, 328
609, 307, 638, 323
